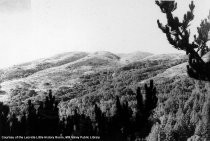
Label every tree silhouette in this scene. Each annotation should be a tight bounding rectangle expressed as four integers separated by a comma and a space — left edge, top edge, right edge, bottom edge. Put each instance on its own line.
19, 112, 26, 135
0, 102, 10, 136
113, 96, 132, 141
40, 90, 59, 135
156, 1, 210, 81
135, 80, 158, 139
26, 100, 37, 135
0, 83, 158, 140
94, 104, 103, 135
121, 101, 132, 139
10, 113, 19, 136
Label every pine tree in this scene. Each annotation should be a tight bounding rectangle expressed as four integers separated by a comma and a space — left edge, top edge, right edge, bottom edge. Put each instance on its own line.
112, 96, 123, 140
156, 1, 210, 140
144, 80, 158, 116
0, 102, 10, 136
10, 114, 19, 136
156, 1, 210, 81
136, 87, 144, 115
41, 90, 59, 135
135, 80, 158, 139
94, 104, 102, 135
121, 101, 132, 140
19, 112, 26, 135
26, 100, 37, 135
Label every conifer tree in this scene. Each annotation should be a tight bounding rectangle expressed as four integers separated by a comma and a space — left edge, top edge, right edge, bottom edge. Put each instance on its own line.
135, 80, 158, 139
136, 87, 144, 115
112, 96, 123, 140
145, 80, 158, 116
0, 102, 10, 136
10, 114, 19, 136
41, 90, 59, 135
26, 100, 37, 135
121, 101, 132, 140
156, 1, 210, 81
94, 104, 102, 135
19, 112, 26, 135
156, 1, 210, 140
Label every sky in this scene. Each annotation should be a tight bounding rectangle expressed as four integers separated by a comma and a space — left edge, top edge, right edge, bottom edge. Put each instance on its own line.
0, 0, 209, 68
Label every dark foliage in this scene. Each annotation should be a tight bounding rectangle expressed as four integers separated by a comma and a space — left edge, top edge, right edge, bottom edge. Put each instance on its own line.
0, 80, 158, 141
156, 1, 210, 140
156, 0, 210, 81
135, 80, 158, 139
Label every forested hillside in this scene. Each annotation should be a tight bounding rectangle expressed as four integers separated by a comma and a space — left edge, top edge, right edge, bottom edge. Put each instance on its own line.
0, 51, 186, 105
2, 51, 208, 140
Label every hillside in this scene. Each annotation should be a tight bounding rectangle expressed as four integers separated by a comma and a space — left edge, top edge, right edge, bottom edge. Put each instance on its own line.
0, 52, 89, 82
0, 51, 154, 102
118, 51, 153, 64
0, 51, 188, 108
0, 51, 186, 103
2, 51, 208, 140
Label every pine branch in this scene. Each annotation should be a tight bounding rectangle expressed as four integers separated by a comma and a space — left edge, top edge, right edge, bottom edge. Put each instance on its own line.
156, 0, 210, 81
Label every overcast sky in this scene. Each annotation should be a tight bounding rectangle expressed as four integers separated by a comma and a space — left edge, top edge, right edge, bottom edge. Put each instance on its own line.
0, 0, 209, 68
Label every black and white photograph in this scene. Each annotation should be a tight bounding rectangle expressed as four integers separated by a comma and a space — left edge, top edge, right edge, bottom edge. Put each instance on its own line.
0, 0, 210, 140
